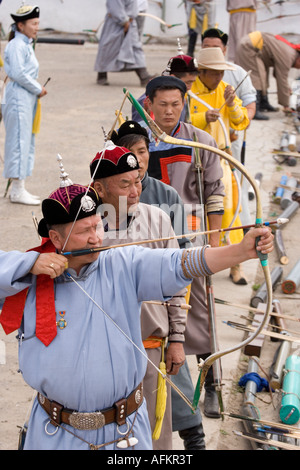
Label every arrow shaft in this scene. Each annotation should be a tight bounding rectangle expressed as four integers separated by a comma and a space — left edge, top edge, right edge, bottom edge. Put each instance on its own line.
223, 411, 300, 432
234, 430, 299, 451
63, 219, 282, 257
224, 320, 300, 343
143, 301, 191, 310
215, 297, 300, 323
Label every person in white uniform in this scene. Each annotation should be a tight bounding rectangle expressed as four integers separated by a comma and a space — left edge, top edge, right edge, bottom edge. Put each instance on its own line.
2, 5, 47, 205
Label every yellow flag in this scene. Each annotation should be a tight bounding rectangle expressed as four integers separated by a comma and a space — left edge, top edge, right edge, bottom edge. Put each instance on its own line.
189, 7, 197, 29
32, 99, 41, 134
152, 360, 167, 440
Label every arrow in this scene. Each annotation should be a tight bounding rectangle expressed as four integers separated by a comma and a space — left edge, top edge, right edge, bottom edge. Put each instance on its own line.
272, 149, 300, 158
143, 301, 191, 310
215, 298, 300, 323
223, 320, 300, 343
62, 218, 288, 257
223, 411, 300, 432
233, 430, 300, 450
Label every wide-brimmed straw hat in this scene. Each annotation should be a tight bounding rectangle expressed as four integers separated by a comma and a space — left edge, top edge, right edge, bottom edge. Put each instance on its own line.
197, 48, 235, 71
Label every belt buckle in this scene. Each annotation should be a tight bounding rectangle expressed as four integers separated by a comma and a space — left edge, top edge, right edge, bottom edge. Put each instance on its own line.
69, 411, 106, 430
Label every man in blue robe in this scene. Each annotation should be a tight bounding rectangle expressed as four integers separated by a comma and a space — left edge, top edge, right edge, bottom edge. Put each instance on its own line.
0, 147, 273, 450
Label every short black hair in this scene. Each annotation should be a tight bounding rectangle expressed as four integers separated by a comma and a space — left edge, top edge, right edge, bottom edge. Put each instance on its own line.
201, 28, 228, 46
117, 133, 149, 151
146, 76, 187, 102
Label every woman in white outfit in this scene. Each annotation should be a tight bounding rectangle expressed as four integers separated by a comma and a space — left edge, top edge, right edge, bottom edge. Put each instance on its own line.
2, 4, 47, 205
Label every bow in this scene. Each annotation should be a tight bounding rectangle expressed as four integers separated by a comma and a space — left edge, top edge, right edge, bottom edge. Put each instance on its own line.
192, 132, 224, 415
138, 12, 182, 29
187, 89, 242, 235
123, 88, 273, 410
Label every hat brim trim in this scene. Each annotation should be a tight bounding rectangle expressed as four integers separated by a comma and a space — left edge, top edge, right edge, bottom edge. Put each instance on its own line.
11, 6, 40, 22
198, 62, 236, 71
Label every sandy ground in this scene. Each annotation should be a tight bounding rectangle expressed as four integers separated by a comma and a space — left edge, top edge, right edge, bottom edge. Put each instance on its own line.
0, 40, 300, 451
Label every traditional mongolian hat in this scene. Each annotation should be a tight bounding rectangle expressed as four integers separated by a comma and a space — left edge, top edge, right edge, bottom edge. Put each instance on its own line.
110, 120, 149, 145
38, 155, 100, 238
201, 28, 228, 46
11, 4, 40, 22
145, 75, 187, 97
163, 38, 198, 76
164, 55, 198, 75
90, 142, 139, 180
197, 48, 235, 71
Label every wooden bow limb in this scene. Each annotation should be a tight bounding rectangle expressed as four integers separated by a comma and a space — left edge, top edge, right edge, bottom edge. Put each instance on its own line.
138, 12, 182, 29
123, 87, 273, 411
187, 89, 242, 234
107, 93, 128, 140
192, 132, 224, 417
187, 90, 230, 148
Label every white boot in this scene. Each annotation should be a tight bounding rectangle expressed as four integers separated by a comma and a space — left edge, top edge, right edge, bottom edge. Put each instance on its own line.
9, 179, 41, 206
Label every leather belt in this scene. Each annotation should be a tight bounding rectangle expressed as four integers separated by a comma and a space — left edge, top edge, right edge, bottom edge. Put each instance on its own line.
38, 383, 143, 431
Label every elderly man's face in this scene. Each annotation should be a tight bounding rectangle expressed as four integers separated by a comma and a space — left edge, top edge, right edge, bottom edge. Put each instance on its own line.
198, 69, 224, 91
49, 214, 103, 271
94, 170, 142, 218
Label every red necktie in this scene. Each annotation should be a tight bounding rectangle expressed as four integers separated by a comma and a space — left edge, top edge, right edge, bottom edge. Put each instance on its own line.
0, 239, 57, 346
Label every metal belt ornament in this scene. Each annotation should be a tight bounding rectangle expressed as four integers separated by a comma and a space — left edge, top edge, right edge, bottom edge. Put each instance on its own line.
123, 87, 273, 411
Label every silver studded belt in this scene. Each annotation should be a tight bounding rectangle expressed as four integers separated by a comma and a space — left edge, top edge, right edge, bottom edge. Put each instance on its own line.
37, 383, 143, 430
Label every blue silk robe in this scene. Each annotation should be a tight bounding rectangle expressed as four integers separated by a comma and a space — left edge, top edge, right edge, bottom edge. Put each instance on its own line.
2, 31, 42, 179
0, 246, 191, 450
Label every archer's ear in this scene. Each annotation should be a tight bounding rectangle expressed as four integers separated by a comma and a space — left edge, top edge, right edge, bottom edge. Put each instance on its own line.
93, 180, 105, 198
48, 229, 64, 251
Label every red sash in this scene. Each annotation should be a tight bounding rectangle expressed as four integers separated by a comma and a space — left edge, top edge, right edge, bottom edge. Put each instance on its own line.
275, 35, 300, 51
0, 239, 57, 346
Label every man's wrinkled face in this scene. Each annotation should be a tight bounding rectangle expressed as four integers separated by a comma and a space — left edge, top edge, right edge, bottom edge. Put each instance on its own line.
94, 170, 142, 217
49, 214, 103, 269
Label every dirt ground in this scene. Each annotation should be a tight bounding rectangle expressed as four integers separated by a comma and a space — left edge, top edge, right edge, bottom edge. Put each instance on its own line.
0, 39, 300, 452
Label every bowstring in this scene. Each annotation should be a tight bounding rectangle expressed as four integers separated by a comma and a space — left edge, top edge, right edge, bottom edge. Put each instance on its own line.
61, 142, 107, 253
67, 272, 194, 411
